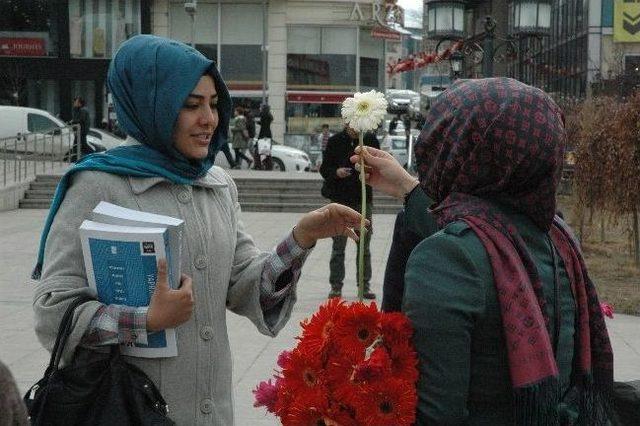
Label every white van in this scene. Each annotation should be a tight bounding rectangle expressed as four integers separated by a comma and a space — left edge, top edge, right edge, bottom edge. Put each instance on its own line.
0, 106, 69, 139
0, 106, 74, 156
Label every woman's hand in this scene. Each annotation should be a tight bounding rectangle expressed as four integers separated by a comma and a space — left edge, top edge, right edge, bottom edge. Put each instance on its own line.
350, 146, 419, 199
293, 203, 370, 249
147, 259, 194, 332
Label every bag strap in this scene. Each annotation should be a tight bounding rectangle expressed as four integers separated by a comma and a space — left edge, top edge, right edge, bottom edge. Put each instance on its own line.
44, 295, 95, 377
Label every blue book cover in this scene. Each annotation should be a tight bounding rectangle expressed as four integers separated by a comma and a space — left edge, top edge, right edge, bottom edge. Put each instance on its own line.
80, 220, 178, 358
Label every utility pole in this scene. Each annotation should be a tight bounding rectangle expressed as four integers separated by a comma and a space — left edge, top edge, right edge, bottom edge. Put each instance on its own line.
262, 0, 268, 105
482, 16, 495, 78
184, 1, 197, 47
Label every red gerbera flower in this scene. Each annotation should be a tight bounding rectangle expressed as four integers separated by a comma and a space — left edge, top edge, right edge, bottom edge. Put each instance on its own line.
352, 346, 392, 383
331, 302, 381, 357
324, 350, 363, 409
281, 347, 324, 399
324, 348, 362, 386
283, 389, 330, 426
274, 378, 294, 419
299, 298, 346, 356
387, 341, 419, 383
324, 401, 358, 426
380, 311, 414, 347
353, 378, 417, 426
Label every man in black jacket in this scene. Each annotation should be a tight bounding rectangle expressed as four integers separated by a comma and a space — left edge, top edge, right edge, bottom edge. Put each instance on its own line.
70, 96, 92, 161
320, 125, 379, 299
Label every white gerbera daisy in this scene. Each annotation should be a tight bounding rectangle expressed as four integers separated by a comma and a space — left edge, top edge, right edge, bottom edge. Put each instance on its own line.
341, 90, 388, 133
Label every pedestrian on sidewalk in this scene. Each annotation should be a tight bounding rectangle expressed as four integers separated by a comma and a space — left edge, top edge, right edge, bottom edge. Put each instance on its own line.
215, 120, 237, 168
230, 106, 253, 169
320, 123, 379, 300
70, 96, 92, 161
353, 78, 613, 424
30, 34, 367, 425
257, 103, 273, 140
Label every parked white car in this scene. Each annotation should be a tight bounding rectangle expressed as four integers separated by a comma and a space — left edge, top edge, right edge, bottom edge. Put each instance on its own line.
86, 128, 125, 151
270, 143, 311, 171
215, 140, 311, 172
380, 133, 409, 168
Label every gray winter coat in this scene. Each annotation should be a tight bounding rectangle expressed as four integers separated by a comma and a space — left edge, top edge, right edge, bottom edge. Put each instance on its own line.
32, 150, 298, 424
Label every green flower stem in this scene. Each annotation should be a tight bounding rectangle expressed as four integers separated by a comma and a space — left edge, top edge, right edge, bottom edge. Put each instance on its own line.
358, 132, 366, 302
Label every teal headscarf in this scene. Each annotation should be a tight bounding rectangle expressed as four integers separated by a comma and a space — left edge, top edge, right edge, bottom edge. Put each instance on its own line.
32, 35, 232, 279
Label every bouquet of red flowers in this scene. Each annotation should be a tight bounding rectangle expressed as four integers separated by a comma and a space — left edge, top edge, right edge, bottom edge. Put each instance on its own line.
253, 299, 419, 425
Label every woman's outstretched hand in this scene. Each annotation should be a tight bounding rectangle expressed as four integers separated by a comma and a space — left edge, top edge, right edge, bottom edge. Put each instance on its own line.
350, 146, 419, 200
293, 203, 370, 249
147, 259, 194, 332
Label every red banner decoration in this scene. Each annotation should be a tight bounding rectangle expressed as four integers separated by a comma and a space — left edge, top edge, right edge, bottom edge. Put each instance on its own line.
386, 41, 463, 76
371, 25, 402, 41
0, 38, 46, 56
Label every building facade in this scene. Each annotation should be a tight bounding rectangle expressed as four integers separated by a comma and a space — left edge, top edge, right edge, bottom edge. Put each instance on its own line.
1, 0, 411, 142
433, 0, 635, 99
153, 0, 402, 142
0, 0, 151, 125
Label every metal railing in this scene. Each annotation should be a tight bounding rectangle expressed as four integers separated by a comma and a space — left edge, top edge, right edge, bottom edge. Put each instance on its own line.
0, 125, 80, 187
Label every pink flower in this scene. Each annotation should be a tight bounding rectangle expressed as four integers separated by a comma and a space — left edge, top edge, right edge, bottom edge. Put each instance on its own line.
253, 379, 279, 413
600, 302, 614, 319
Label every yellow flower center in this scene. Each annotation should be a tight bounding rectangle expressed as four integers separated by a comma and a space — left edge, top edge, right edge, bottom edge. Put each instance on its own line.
356, 101, 371, 114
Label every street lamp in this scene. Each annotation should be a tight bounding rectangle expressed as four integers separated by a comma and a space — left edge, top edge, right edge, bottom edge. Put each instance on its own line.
425, 0, 465, 40
449, 51, 464, 79
426, 0, 552, 78
509, 0, 552, 36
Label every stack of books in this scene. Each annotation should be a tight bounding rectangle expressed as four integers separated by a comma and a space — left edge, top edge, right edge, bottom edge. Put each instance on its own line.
79, 202, 184, 358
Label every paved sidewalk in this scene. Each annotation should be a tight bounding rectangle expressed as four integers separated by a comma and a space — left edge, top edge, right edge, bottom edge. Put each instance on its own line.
1, 208, 638, 425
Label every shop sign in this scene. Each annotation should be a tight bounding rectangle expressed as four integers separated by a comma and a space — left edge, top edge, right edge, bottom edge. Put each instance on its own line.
614, 0, 640, 42
371, 26, 402, 41
287, 92, 352, 104
349, 1, 404, 28
0, 37, 46, 56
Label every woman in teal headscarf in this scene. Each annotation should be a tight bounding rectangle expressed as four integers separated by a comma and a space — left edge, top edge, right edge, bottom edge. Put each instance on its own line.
31, 35, 365, 424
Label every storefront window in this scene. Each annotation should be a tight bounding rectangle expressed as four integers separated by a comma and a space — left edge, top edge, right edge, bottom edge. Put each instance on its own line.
220, 4, 263, 85
68, 0, 140, 59
0, 0, 59, 57
359, 30, 384, 91
169, 3, 263, 85
26, 79, 60, 116
287, 26, 357, 91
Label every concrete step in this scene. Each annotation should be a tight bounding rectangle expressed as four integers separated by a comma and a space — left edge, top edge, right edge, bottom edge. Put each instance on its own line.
29, 182, 59, 190
30, 174, 64, 182
24, 191, 55, 200
19, 172, 404, 213
19, 199, 51, 209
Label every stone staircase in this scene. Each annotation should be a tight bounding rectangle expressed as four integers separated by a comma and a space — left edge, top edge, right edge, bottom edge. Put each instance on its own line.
19, 172, 404, 214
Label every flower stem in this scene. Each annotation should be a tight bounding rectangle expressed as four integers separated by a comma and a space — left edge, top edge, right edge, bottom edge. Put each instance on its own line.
358, 132, 366, 302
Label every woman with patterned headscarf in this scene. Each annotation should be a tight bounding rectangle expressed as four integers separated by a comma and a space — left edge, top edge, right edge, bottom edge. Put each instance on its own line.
31, 35, 366, 424
353, 78, 613, 424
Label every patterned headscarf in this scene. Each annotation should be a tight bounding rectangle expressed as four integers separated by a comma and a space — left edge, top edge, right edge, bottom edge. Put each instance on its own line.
414, 78, 612, 424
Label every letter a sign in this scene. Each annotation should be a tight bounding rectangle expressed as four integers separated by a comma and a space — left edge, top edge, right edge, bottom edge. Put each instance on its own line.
615, 0, 640, 42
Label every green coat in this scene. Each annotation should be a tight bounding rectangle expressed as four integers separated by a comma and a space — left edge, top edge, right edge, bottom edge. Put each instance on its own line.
403, 190, 577, 425
230, 115, 249, 150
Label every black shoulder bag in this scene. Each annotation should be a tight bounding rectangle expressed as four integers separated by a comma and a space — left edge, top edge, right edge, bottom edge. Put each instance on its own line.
24, 296, 174, 425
